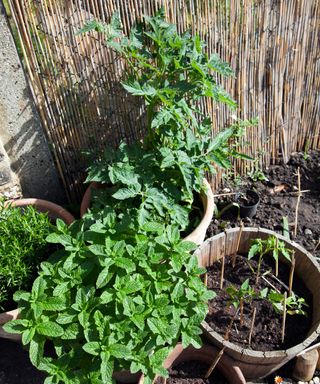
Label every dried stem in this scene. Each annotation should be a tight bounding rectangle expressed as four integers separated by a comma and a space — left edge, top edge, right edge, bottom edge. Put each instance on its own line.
248, 307, 257, 346
294, 167, 301, 238
275, 236, 279, 277
313, 239, 320, 252
204, 272, 208, 287
281, 292, 287, 343
224, 308, 239, 341
232, 222, 244, 268
261, 276, 281, 293
212, 192, 237, 198
240, 298, 244, 327
288, 254, 296, 296
219, 256, 225, 289
204, 347, 226, 379
255, 254, 263, 285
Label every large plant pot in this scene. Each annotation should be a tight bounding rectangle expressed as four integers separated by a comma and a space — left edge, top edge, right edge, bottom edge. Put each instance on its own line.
0, 199, 75, 340
195, 227, 320, 380
80, 179, 215, 245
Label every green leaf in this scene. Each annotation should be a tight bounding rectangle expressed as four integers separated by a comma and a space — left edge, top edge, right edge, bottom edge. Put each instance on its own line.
96, 266, 112, 289
240, 278, 250, 291
61, 323, 81, 340
39, 297, 67, 311
32, 276, 47, 299
109, 344, 130, 359
142, 222, 164, 233
56, 218, 66, 232
77, 20, 106, 35
37, 322, 64, 337
22, 328, 35, 345
112, 184, 141, 200
100, 351, 113, 383
29, 338, 44, 367
56, 312, 77, 325
46, 233, 72, 245
13, 291, 31, 302
208, 127, 234, 152
3, 319, 28, 334
122, 81, 156, 97
248, 243, 260, 260
83, 341, 100, 356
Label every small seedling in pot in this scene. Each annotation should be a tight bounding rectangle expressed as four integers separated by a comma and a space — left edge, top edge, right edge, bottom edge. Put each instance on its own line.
248, 235, 292, 284
226, 278, 255, 326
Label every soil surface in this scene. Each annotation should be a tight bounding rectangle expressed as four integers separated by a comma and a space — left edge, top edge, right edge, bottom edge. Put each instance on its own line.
207, 150, 320, 261
205, 254, 312, 351
205, 150, 320, 381
0, 339, 46, 384
156, 361, 228, 384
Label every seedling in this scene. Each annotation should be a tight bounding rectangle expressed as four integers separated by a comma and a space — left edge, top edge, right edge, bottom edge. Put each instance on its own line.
248, 235, 292, 283
247, 159, 268, 182
226, 278, 255, 326
267, 290, 308, 316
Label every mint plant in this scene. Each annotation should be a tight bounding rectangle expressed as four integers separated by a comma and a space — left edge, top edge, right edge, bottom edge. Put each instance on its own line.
81, 10, 256, 230
0, 201, 52, 308
4, 215, 215, 384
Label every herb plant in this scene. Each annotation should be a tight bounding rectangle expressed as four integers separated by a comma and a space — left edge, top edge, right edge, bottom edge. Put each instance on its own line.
248, 235, 292, 284
0, 202, 52, 307
81, 10, 256, 231
4, 215, 215, 384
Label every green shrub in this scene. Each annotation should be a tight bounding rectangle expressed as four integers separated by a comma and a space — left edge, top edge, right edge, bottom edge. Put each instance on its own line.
5, 215, 214, 384
0, 202, 52, 307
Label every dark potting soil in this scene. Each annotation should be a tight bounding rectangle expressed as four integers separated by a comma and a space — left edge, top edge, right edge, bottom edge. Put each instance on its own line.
205, 254, 313, 351
155, 361, 228, 384
207, 150, 320, 261
0, 339, 46, 384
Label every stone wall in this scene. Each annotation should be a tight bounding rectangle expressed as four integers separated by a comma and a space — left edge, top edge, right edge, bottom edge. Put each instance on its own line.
0, 1, 65, 203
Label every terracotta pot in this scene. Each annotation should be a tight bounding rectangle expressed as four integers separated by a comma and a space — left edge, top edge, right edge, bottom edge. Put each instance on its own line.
80, 179, 215, 245
0, 309, 20, 341
0, 199, 75, 340
139, 343, 246, 384
5, 198, 75, 225
195, 227, 320, 380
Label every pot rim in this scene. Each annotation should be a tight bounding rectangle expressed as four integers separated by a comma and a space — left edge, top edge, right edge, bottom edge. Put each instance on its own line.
80, 179, 215, 245
5, 198, 75, 225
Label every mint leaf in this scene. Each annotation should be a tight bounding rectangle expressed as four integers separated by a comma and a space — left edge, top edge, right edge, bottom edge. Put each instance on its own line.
83, 342, 100, 356
37, 322, 64, 337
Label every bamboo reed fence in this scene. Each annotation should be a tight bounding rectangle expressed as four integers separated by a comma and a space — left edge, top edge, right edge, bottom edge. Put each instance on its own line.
6, 0, 320, 202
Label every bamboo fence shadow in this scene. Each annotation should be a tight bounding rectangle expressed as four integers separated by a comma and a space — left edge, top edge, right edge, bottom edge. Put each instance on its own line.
6, 0, 320, 202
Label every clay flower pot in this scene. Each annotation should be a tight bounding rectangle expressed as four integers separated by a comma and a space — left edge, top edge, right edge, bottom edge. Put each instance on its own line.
0, 198, 75, 340
80, 179, 215, 245
195, 227, 320, 380
139, 343, 246, 384
5, 198, 75, 225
